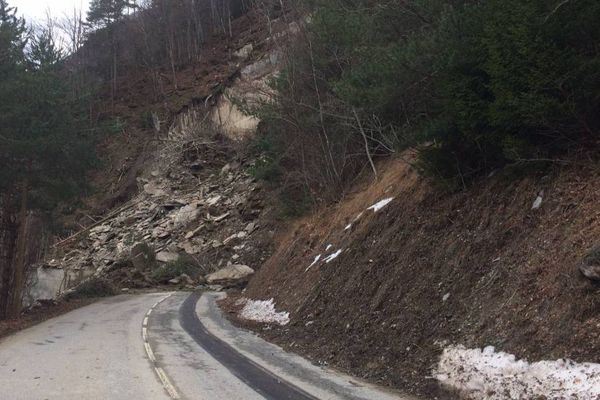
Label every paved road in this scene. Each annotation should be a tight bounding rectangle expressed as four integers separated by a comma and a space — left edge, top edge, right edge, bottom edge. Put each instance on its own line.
0, 292, 412, 400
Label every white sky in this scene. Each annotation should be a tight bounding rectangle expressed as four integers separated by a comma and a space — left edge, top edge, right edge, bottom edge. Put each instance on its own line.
11, 0, 90, 22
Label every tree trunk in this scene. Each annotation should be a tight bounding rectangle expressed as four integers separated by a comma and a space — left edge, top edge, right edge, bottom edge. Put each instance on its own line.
8, 180, 28, 319
0, 195, 17, 319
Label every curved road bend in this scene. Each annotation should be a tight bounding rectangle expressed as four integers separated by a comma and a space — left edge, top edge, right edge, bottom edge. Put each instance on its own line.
0, 292, 412, 400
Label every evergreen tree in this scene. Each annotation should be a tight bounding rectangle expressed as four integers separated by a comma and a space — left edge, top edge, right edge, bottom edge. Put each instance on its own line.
87, 0, 137, 27
0, 1, 98, 318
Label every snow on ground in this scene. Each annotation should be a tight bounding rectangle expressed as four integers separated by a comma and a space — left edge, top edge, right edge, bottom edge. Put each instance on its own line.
368, 198, 394, 212
325, 244, 333, 251
344, 212, 364, 231
435, 345, 600, 399
324, 249, 342, 263
305, 254, 322, 272
238, 298, 290, 325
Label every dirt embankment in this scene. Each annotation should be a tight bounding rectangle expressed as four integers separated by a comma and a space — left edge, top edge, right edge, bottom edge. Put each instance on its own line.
240, 156, 600, 397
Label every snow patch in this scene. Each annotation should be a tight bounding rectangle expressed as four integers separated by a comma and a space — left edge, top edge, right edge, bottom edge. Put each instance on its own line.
325, 244, 333, 251
239, 298, 290, 325
305, 254, 322, 272
324, 249, 342, 263
344, 212, 364, 231
435, 345, 600, 399
368, 197, 394, 212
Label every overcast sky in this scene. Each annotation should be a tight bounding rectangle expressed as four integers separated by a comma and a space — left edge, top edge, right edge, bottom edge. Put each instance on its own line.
11, 0, 91, 22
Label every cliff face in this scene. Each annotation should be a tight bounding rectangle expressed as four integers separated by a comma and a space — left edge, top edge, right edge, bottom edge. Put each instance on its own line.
241, 156, 600, 397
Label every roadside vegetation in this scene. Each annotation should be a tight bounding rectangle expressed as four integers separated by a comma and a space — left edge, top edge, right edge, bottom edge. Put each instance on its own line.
64, 277, 117, 300
253, 0, 600, 204
0, 0, 100, 318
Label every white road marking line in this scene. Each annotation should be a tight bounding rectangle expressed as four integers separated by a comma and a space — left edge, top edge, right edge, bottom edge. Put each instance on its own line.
144, 342, 156, 363
156, 367, 180, 399
142, 293, 180, 399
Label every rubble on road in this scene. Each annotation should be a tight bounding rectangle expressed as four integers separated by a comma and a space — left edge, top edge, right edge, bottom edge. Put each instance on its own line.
41, 126, 274, 296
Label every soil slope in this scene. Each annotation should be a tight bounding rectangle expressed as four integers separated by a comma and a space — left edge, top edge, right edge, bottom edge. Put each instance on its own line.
242, 156, 600, 397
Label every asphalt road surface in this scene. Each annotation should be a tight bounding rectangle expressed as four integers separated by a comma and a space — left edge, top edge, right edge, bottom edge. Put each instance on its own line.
0, 292, 412, 400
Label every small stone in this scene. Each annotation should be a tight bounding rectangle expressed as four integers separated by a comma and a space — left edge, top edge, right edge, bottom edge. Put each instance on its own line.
206, 195, 222, 207
245, 222, 257, 234
143, 182, 166, 197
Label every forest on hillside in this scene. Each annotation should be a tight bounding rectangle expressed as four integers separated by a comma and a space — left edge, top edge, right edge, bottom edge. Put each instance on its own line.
0, 0, 252, 319
253, 0, 600, 209
1, 0, 599, 316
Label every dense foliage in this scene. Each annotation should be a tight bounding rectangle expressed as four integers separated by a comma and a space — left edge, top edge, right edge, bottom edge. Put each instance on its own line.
258, 0, 600, 193
0, 0, 99, 318
0, 2, 97, 209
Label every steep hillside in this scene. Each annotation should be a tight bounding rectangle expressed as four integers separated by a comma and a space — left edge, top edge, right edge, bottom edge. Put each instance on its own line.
23, 6, 297, 307
228, 155, 600, 397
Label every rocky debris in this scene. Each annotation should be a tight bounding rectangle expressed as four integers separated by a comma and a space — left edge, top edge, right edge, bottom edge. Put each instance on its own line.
48, 140, 272, 294
234, 43, 253, 60
579, 246, 600, 281
206, 264, 254, 287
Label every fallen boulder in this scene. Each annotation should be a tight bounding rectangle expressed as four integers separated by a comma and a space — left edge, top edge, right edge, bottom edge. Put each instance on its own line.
130, 242, 157, 271
156, 251, 179, 264
206, 264, 254, 286
579, 246, 600, 281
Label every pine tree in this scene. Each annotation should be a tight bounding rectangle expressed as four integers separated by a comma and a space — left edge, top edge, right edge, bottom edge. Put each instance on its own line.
0, 2, 98, 318
0, 0, 25, 69
87, 0, 137, 27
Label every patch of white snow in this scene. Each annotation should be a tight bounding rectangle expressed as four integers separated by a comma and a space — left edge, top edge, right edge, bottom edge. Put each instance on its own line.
324, 249, 343, 263
435, 345, 600, 400
367, 197, 394, 213
325, 244, 333, 251
305, 254, 322, 272
239, 298, 290, 325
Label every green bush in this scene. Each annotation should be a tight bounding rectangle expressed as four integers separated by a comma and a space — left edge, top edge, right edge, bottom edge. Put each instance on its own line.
151, 255, 200, 283
65, 277, 117, 300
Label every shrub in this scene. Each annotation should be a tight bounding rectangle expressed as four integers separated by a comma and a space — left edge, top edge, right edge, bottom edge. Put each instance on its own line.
258, 0, 600, 195
65, 277, 117, 300
151, 255, 201, 283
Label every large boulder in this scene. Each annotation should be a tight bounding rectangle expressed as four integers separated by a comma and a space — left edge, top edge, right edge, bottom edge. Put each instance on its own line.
579, 246, 600, 281
156, 251, 179, 264
206, 264, 254, 287
130, 242, 157, 271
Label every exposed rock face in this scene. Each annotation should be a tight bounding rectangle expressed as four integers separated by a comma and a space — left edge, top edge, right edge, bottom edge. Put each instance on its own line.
206, 264, 254, 286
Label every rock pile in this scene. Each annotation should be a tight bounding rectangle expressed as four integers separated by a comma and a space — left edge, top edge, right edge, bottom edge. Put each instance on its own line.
45, 145, 272, 294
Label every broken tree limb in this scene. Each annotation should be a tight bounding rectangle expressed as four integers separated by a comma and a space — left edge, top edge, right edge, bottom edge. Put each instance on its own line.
353, 108, 378, 180
52, 199, 142, 249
